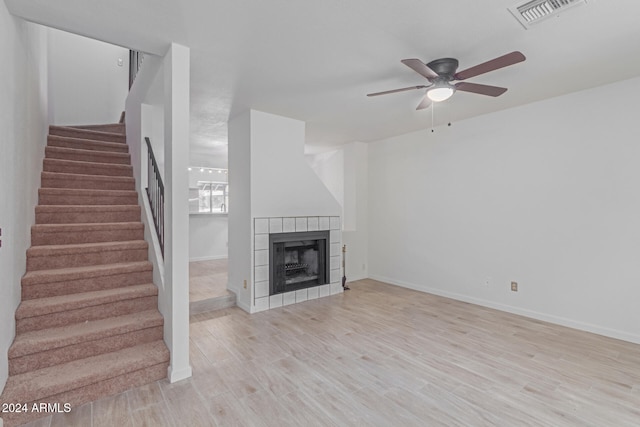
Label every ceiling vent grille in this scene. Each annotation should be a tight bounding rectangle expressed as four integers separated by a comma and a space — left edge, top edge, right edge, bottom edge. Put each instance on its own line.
509, 0, 587, 28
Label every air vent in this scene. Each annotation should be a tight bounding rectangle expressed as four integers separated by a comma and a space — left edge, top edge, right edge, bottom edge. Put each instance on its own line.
509, 0, 587, 28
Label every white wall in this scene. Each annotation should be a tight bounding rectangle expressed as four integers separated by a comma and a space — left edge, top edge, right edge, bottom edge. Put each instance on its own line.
227, 110, 252, 309
368, 76, 640, 344
310, 142, 369, 282
342, 142, 368, 282
48, 28, 129, 125
0, 8, 48, 393
189, 216, 228, 261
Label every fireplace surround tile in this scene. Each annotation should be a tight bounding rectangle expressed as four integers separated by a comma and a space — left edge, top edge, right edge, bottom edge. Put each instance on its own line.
255, 281, 269, 298
295, 289, 308, 303
319, 217, 330, 230
269, 217, 283, 233
254, 296, 270, 312
255, 218, 269, 234
319, 284, 330, 297
283, 217, 296, 232
307, 217, 319, 231
330, 216, 340, 230
283, 291, 296, 306
295, 217, 308, 232
330, 255, 340, 271
255, 234, 269, 250
255, 249, 269, 266
255, 265, 269, 282
307, 287, 319, 300
253, 216, 341, 312
269, 294, 283, 308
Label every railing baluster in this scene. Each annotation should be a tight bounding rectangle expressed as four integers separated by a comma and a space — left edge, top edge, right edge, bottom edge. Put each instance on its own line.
145, 137, 164, 257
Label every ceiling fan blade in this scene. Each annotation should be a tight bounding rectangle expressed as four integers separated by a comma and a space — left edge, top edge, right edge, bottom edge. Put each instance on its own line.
416, 94, 432, 110
454, 51, 525, 81
367, 85, 429, 97
401, 59, 439, 80
455, 82, 508, 97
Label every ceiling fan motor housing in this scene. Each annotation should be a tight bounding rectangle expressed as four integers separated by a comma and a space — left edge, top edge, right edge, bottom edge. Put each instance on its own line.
425, 58, 459, 80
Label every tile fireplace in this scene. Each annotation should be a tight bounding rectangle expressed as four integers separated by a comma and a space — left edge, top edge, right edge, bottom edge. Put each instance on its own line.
253, 216, 342, 312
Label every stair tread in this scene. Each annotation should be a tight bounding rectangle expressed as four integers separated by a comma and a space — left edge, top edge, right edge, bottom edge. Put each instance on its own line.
32, 222, 143, 232
27, 240, 148, 255
1, 341, 169, 404
41, 171, 135, 183
46, 145, 130, 158
44, 158, 133, 170
15, 283, 158, 319
9, 309, 163, 358
22, 261, 152, 285
50, 125, 125, 140
48, 135, 128, 151
36, 204, 139, 212
39, 187, 137, 196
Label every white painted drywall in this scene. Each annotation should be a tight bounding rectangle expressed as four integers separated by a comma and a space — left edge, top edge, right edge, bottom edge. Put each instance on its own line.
48, 28, 129, 125
0, 7, 48, 393
227, 110, 253, 310
309, 142, 369, 282
189, 215, 228, 261
368, 76, 640, 344
162, 43, 192, 383
250, 110, 341, 218
342, 142, 368, 282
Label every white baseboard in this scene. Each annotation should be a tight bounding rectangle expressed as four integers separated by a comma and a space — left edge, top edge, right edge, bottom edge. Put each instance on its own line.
369, 274, 640, 345
168, 364, 193, 383
189, 255, 228, 262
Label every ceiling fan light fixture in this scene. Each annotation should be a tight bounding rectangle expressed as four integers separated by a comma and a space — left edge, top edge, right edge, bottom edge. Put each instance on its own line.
427, 85, 455, 102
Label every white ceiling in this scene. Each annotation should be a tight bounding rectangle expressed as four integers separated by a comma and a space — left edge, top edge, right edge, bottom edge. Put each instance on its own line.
8, 0, 640, 155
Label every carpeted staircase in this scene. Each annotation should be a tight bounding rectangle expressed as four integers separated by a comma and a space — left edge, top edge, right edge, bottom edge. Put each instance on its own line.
0, 123, 169, 427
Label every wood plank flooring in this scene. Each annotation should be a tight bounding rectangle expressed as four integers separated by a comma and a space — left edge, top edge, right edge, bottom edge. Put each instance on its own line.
19, 278, 640, 426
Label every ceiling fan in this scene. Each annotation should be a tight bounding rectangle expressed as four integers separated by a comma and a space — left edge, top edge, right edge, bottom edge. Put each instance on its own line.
367, 51, 526, 110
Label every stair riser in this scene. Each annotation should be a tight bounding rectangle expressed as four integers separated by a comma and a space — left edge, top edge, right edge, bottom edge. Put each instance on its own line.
31, 227, 144, 246
49, 127, 126, 144
46, 147, 130, 165
0, 363, 167, 427
39, 191, 138, 206
16, 296, 158, 333
22, 270, 152, 300
36, 207, 141, 224
48, 136, 128, 153
44, 159, 133, 177
27, 247, 148, 271
9, 326, 163, 375
41, 175, 135, 191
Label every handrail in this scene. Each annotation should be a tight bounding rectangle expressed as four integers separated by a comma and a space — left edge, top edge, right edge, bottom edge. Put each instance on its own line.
145, 137, 164, 256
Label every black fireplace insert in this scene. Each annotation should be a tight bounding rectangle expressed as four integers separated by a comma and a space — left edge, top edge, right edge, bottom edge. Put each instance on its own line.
269, 231, 330, 295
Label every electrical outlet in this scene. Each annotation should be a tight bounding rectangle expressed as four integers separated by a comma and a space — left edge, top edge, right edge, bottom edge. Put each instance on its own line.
511, 281, 518, 292
243, 279, 247, 289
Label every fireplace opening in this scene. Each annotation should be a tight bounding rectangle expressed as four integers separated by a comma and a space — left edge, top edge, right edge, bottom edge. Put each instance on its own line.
269, 231, 330, 295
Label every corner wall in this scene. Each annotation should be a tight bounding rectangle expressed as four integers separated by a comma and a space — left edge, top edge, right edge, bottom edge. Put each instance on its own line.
48, 28, 129, 125
368, 76, 640, 344
0, 8, 48, 393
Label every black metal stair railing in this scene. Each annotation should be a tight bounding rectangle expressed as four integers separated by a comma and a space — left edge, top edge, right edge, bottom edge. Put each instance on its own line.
145, 137, 164, 256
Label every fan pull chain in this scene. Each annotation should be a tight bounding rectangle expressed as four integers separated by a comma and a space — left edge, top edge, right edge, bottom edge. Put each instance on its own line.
431, 103, 435, 133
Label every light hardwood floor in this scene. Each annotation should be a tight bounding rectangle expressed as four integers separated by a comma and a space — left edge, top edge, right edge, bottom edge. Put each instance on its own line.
20, 279, 640, 426
189, 259, 229, 302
